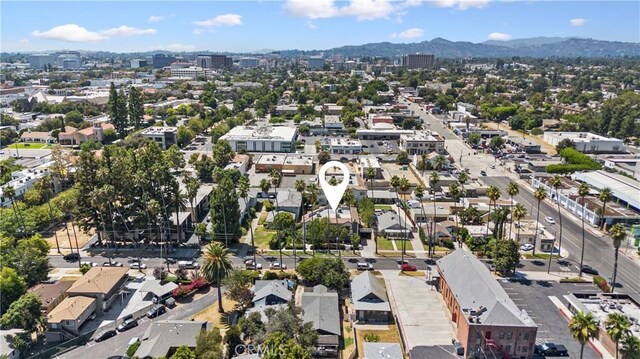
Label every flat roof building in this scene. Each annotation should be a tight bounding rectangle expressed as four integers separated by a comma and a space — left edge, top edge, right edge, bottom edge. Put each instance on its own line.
399, 131, 445, 155
220, 126, 297, 153
402, 54, 434, 70
543, 132, 624, 154
140, 127, 178, 149
330, 138, 362, 155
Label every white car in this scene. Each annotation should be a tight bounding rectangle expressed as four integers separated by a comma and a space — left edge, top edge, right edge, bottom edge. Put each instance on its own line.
244, 259, 263, 270
129, 263, 147, 269
545, 216, 556, 224
269, 262, 287, 270
520, 243, 534, 251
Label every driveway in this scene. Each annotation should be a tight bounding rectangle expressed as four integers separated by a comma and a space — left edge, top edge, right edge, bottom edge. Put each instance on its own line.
381, 270, 455, 350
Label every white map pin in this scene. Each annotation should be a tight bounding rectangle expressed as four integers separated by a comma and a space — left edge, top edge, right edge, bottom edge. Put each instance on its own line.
318, 161, 350, 212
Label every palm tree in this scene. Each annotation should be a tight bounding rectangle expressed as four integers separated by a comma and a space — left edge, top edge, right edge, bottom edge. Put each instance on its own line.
568, 311, 599, 359
550, 175, 564, 257
532, 187, 547, 256
269, 169, 281, 188
366, 167, 375, 199
457, 172, 468, 233
33, 176, 61, 253
259, 178, 271, 195
1, 185, 25, 234
606, 312, 631, 359
620, 333, 640, 359
506, 181, 519, 241
486, 186, 501, 239
183, 175, 201, 222
169, 182, 187, 247
390, 175, 406, 261
415, 185, 426, 233
598, 187, 612, 230
420, 154, 427, 176
578, 182, 590, 277
429, 172, 440, 256
608, 223, 627, 293
202, 242, 233, 313
512, 203, 527, 243
448, 182, 462, 243
238, 176, 256, 265
295, 179, 307, 253
434, 155, 446, 171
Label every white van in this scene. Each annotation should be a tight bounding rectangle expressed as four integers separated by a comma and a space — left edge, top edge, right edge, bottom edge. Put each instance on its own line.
177, 260, 200, 269
357, 262, 373, 270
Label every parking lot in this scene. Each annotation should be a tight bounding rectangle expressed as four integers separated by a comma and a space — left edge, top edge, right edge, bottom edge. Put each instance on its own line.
499, 279, 599, 359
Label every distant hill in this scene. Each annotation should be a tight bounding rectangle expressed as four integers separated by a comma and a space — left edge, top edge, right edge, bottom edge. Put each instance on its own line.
280, 37, 640, 58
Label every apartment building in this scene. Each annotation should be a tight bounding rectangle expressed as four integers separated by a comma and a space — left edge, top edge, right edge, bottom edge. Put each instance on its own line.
399, 131, 445, 155
220, 126, 297, 153
330, 138, 362, 154
543, 132, 624, 153
140, 127, 178, 149
402, 54, 435, 70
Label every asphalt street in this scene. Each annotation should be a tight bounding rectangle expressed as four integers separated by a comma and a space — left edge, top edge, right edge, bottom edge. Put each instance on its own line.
483, 176, 640, 303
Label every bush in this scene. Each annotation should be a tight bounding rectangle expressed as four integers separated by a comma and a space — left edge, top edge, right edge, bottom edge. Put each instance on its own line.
442, 239, 455, 249
172, 277, 209, 298
153, 266, 167, 281
262, 271, 278, 280
593, 276, 610, 292
127, 340, 140, 357
80, 264, 91, 275
364, 333, 380, 342
175, 268, 188, 281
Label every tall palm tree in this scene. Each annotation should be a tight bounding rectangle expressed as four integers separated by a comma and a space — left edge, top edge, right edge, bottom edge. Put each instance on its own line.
415, 185, 426, 239
399, 176, 411, 255
606, 312, 631, 359
620, 333, 640, 359
1, 185, 25, 234
532, 187, 547, 256
608, 223, 627, 293
429, 171, 440, 256
202, 242, 233, 313
506, 181, 519, 241
238, 175, 256, 265
568, 311, 599, 359
457, 172, 468, 233
549, 175, 564, 257
33, 176, 61, 253
294, 179, 307, 254
420, 154, 428, 176
434, 155, 446, 171
512, 203, 527, 243
390, 175, 406, 262
269, 169, 281, 188
448, 182, 462, 243
366, 167, 375, 199
183, 175, 201, 222
578, 182, 590, 277
598, 187, 612, 230
486, 186, 501, 239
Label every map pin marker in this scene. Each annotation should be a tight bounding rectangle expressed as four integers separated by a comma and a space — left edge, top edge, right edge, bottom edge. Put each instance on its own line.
318, 161, 350, 212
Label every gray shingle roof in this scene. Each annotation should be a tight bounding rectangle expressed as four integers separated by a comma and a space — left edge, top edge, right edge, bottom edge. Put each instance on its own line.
301, 285, 340, 336
252, 280, 292, 303
135, 320, 207, 359
377, 211, 411, 231
437, 250, 536, 328
363, 342, 403, 359
351, 272, 391, 312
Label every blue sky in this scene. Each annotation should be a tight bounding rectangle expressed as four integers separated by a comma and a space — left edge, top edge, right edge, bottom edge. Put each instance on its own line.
1, 1, 638, 53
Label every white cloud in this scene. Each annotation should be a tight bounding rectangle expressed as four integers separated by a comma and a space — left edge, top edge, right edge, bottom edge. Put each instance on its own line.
307, 21, 317, 29
32, 24, 156, 42
100, 25, 156, 37
147, 15, 164, 23
193, 14, 242, 27
391, 27, 424, 39
19, 38, 30, 45
570, 18, 587, 26
193, 28, 205, 35
431, 0, 491, 10
340, 0, 395, 21
284, 0, 338, 19
32, 24, 107, 42
487, 32, 512, 40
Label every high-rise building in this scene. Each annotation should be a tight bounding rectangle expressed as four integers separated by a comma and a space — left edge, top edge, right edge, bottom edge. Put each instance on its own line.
29, 54, 54, 69
130, 59, 148, 68
197, 54, 232, 69
307, 57, 325, 70
239, 58, 259, 69
402, 54, 435, 70
152, 54, 177, 69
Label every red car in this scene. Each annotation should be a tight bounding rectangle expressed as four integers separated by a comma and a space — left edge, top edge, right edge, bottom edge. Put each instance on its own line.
401, 263, 417, 271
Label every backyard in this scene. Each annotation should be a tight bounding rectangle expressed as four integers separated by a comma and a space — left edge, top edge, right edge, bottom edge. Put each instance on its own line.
5, 142, 50, 149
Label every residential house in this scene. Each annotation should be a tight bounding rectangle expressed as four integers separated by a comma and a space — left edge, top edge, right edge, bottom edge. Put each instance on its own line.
58, 123, 115, 146
363, 343, 403, 359
46, 296, 97, 336
301, 285, 341, 357
138, 280, 178, 303
351, 272, 391, 323
251, 189, 303, 220
135, 321, 208, 359
0, 329, 26, 359
28, 280, 73, 314
303, 206, 360, 235
246, 280, 292, 322
376, 211, 412, 239
437, 250, 537, 359
66, 267, 129, 314
225, 154, 251, 174
20, 131, 55, 144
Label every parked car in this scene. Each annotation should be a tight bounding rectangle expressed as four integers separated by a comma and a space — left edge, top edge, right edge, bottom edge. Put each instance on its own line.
535, 343, 568, 356
102, 261, 124, 267
244, 259, 262, 270
356, 262, 373, 270
480, 170, 487, 176
165, 258, 177, 264
63, 253, 80, 261
95, 329, 117, 342
401, 263, 417, 271
545, 216, 556, 224
520, 243, 534, 251
81, 261, 96, 267
146, 305, 166, 319
452, 339, 465, 356
581, 265, 599, 275
117, 318, 138, 332
269, 262, 287, 270
177, 260, 200, 269
129, 263, 147, 269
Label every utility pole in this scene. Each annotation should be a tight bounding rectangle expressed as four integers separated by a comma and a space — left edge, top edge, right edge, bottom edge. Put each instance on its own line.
547, 231, 556, 274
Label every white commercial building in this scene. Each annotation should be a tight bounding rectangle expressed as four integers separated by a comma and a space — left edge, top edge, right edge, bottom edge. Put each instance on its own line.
140, 127, 178, 149
399, 131, 445, 155
330, 138, 362, 155
543, 132, 624, 153
170, 66, 214, 79
0, 163, 51, 207
220, 126, 297, 153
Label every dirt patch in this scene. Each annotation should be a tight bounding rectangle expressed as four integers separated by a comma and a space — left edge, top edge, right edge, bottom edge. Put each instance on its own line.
191, 296, 238, 329
44, 222, 94, 255
355, 322, 402, 358
483, 122, 557, 155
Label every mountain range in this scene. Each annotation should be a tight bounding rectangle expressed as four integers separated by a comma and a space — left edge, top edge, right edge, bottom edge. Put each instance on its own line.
278, 37, 640, 58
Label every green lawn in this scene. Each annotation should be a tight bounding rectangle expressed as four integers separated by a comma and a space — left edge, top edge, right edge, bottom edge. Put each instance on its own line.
376, 237, 414, 251
521, 253, 561, 260
253, 226, 276, 249
375, 205, 394, 211
5, 142, 49, 149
